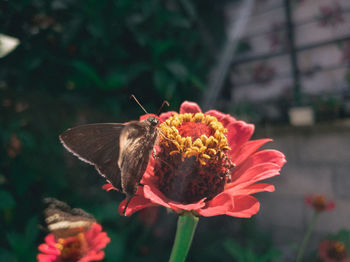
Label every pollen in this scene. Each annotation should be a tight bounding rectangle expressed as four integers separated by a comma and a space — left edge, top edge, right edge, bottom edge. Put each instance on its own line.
334, 242, 346, 253
159, 113, 231, 165
56, 233, 86, 260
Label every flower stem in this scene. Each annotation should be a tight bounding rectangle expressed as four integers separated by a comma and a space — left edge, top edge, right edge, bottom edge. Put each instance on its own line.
169, 213, 199, 262
296, 212, 319, 262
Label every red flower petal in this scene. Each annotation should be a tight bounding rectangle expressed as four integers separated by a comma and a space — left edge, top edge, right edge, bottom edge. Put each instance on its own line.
168, 198, 206, 211
38, 235, 60, 255
159, 111, 177, 122
228, 183, 275, 196
179, 101, 202, 114
139, 113, 159, 121
37, 254, 57, 262
226, 195, 260, 218
233, 149, 286, 180
198, 194, 260, 217
119, 194, 156, 216
226, 121, 255, 155
79, 251, 105, 262
205, 110, 236, 127
230, 138, 272, 165
228, 163, 282, 190
102, 183, 118, 191
326, 201, 336, 211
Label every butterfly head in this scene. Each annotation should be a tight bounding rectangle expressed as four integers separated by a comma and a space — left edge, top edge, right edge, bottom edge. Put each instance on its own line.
145, 116, 159, 127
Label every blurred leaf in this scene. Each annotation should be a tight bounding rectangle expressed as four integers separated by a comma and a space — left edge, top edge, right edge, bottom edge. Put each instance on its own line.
223, 239, 245, 261
0, 190, 16, 210
25, 216, 39, 243
165, 61, 188, 82
71, 60, 104, 88
7, 216, 38, 262
153, 70, 177, 99
105, 231, 126, 261
105, 64, 150, 90
92, 201, 120, 222
151, 40, 174, 60
223, 238, 281, 262
0, 248, 16, 262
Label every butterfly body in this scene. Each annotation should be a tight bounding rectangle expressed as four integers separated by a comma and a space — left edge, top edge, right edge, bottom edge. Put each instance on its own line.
118, 117, 159, 198
59, 116, 159, 202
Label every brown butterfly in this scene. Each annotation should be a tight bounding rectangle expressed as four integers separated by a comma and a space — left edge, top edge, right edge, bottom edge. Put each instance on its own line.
43, 198, 95, 238
59, 96, 167, 213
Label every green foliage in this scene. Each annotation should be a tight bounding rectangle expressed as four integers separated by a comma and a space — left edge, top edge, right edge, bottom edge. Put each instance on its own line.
0, 0, 229, 261
326, 229, 350, 250
223, 239, 281, 262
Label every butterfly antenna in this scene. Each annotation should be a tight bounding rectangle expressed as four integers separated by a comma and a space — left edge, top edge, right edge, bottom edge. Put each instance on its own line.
157, 100, 170, 115
130, 94, 148, 114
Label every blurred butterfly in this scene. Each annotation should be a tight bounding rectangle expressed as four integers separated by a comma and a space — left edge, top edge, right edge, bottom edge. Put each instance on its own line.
43, 198, 95, 238
59, 96, 168, 213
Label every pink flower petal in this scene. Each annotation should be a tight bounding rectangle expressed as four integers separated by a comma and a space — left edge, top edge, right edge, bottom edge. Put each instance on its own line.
159, 111, 177, 122
142, 184, 172, 209
226, 121, 255, 154
80, 251, 105, 262
139, 113, 159, 121
119, 194, 156, 216
198, 194, 260, 217
230, 139, 272, 165
197, 192, 233, 216
326, 201, 335, 211
228, 163, 282, 190
226, 195, 260, 218
234, 149, 286, 179
205, 110, 236, 127
168, 198, 206, 211
179, 101, 202, 114
102, 183, 118, 191
37, 254, 57, 262
228, 183, 275, 196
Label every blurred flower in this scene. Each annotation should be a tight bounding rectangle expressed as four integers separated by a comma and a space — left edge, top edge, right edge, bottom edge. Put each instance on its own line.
37, 222, 110, 262
7, 134, 22, 158
267, 22, 288, 50
318, 3, 344, 27
341, 41, 350, 65
252, 63, 276, 84
0, 34, 20, 58
319, 239, 350, 262
305, 194, 335, 213
105, 101, 286, 218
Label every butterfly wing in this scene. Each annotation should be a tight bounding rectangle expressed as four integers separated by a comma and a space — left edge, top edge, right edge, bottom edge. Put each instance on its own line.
59, 123, 123, 190
44, 198, 95, 238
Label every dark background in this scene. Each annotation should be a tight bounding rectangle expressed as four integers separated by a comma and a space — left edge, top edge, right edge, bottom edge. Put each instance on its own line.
0, 0, 280, 261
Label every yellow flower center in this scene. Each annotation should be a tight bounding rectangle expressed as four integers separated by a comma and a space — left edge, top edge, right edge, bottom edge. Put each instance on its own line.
334, 242, 346, 254
159, 113, 231, 165
56, 233, 86, 261
154, 113, 234, 203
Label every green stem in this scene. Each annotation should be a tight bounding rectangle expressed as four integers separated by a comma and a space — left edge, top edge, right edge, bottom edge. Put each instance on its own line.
296, 212, 319, 262
169, 213, 199, 262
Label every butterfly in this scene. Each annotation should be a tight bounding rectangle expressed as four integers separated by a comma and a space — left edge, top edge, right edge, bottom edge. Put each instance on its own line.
43, 198, 95, 238
59, 97, 166, 213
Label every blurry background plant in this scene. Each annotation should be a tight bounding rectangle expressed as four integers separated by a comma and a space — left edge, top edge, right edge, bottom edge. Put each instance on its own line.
0, 0, 266, 261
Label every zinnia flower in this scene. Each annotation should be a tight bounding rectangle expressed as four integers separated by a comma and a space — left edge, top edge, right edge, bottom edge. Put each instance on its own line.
37, 222, 110, 262
319, 239, 350, 262
104, 101, 286, 217
305, 194, 335, 213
